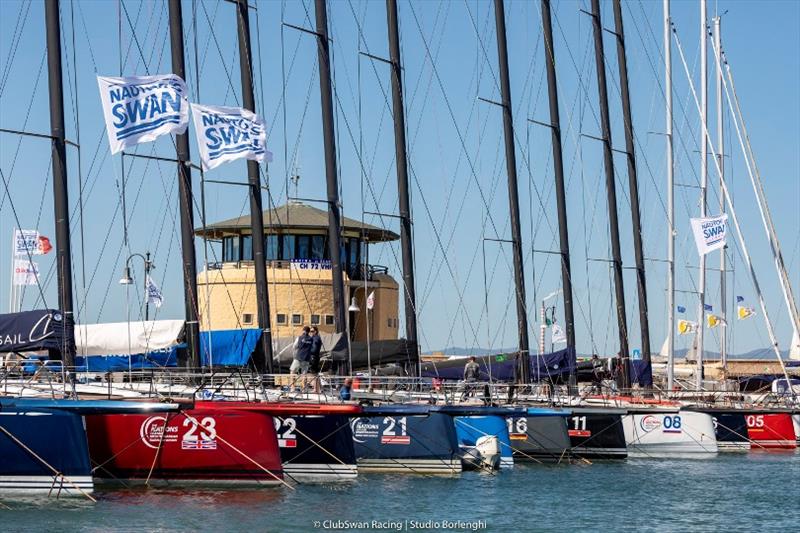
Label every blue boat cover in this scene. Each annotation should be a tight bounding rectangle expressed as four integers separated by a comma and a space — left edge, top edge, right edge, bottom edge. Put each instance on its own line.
421, 347, 576, 382
0, 309, 73, 356
629, 359, 653, 387
75, 347, 179, 372
199, 328, 261, 366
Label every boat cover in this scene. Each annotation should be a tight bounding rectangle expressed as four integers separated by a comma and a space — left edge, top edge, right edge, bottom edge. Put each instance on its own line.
0, 309, 73, 356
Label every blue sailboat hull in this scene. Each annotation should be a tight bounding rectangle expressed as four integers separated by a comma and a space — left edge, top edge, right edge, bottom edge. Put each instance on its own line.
352, 410, 461, 474
0, 407, 93, 495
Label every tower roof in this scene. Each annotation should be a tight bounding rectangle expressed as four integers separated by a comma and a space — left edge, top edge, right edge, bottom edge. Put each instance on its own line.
195, 201, 399, 242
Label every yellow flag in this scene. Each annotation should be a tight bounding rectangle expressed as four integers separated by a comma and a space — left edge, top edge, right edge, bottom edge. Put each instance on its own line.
678, 319, 697, 335
737, 305, 755, 320
707, 314, 724, 328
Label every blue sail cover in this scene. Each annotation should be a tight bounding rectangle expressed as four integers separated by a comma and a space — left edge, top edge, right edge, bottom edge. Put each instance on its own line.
629, 359, 653, 387
199, 328, 261, 366
421, 347, 576, 382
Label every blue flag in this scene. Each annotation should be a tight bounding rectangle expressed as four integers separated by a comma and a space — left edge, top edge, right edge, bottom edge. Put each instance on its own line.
736, 295, 744, 303
677, 305, 686, 313
704, 304, 713, 312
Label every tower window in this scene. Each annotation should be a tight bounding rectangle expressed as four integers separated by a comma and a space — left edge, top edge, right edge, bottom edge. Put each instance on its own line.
242, 313, 253, 325
276, 314, 287, 325
324, 315, 335, 326
292, 314, 302, 325
311, 314, 321, 325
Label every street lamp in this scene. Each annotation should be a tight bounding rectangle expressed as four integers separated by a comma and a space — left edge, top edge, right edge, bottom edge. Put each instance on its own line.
120, 252, 155, 321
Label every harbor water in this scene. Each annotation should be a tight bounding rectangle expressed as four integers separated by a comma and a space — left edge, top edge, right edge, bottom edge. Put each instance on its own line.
2, 452, 797, 532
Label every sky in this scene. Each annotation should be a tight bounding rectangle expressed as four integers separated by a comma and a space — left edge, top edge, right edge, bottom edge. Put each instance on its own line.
0, 0, 798, 357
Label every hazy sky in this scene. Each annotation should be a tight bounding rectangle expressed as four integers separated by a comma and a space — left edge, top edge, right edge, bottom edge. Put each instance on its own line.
1, 0, 798, 357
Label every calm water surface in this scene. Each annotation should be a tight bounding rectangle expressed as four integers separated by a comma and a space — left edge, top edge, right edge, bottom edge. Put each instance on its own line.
2, 452, 798, 532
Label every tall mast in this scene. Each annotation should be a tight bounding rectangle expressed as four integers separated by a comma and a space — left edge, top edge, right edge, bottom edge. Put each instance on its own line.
664, 0, 675, 390
695, 0, 708, 391
613, 0, 651, 375
235, 0, 273, 373
44, 0, 75, 370
540, 0, 576, 382
493, 0, 530, 384
713, 15, 726, 370
590, 0, 629, 388
314, 0, 348, 370
386, 0, 419, 358
168, 0, 200, 369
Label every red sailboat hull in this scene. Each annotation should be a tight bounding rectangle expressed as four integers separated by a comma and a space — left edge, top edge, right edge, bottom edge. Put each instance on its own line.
86, 406, 284, 485
745, 412, 797, 450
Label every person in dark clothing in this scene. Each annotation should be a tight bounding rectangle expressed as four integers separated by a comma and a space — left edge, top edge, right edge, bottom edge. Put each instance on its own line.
290, 326, 313, 375
591, 353, 604, 394
308, 327, 323, 374
461, 356, 481, 401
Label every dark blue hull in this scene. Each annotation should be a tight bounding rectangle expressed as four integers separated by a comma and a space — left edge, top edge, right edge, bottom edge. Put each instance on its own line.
275, 414, 358, 481
0, 407, 93, 495
352, 412, 461, 474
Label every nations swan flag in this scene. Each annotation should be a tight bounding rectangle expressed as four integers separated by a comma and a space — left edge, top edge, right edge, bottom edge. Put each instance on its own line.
97, 74, 189, 154
690, 214, 728, 256
191, 103, 271, 171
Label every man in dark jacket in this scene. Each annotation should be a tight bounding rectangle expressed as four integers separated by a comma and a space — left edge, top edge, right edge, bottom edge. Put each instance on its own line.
461, 356, 481, 400
290, 326, 313, 375
309, 327, 323, 374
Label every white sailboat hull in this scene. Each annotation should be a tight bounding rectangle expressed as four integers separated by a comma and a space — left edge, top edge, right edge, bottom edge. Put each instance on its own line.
623, 411, 718, 456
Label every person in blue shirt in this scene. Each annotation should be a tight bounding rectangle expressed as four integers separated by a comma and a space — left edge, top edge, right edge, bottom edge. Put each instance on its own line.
339, 377, 353, 401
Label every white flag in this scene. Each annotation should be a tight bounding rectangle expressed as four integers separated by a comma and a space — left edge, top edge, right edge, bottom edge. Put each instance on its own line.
551, 323, 567, 344
366, 291, 375, 310
97, 74, 189, 154
690, 214, 728, 256
191, 103, 271, 171
13, 259, 39, 286
146, 275, 163, 308
14, 229, 39, 256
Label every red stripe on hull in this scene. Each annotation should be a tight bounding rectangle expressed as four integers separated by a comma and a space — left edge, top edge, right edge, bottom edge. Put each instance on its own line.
745, 413, 797, 450
86, 407, 284, 482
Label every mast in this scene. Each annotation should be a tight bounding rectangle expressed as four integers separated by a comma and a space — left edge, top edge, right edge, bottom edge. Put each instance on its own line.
386, 0, 419, 358
314, 0, 349, 370
235, 0, 273, 373
713, 15, 726, 370
540, 0, 576, 382
494, 0, 530, 384
664, 0, 675, 390
695, 0, 708, 391
590, 0, 629, 388
44, 0, 75, 371
168, 0, 200, 369
613, 0, 651, 375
